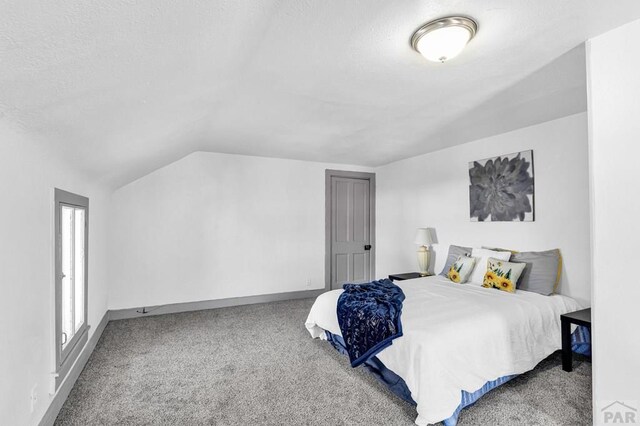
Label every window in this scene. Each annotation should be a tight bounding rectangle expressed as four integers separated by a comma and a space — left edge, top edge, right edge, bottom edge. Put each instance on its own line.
54, 189, 89, 388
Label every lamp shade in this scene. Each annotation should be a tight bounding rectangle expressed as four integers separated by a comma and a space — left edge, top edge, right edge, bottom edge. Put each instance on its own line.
414, 228, 433, 245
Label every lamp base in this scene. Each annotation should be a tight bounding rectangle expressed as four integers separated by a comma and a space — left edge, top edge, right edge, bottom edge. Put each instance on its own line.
417, 246, 430, 276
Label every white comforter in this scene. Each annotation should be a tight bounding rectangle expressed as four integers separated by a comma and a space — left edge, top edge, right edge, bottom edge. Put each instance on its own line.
305, 275, 582, 425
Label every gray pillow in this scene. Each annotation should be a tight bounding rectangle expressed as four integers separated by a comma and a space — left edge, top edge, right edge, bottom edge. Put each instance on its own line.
511, 249, 561, 295
439, 245, 472, 277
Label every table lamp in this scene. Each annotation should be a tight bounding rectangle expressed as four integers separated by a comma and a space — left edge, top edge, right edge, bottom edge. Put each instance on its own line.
414, 228, 433, 276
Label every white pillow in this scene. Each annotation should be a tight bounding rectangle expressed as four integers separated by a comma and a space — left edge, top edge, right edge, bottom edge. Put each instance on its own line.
446, 255, 477, 284
469, 248, 512, 284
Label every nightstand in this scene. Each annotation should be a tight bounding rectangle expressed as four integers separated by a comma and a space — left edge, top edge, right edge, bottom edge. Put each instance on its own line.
561, 308, 591, 372
388, 272, 431, 281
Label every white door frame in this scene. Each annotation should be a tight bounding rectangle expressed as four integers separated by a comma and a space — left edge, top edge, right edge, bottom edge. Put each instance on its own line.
325, 169, 376, 291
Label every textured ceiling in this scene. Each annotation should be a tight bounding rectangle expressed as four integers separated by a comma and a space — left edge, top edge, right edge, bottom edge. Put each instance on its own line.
2, 1, 640, 188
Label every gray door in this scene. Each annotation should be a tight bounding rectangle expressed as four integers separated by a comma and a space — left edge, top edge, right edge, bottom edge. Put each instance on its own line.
330, 176, 372, 289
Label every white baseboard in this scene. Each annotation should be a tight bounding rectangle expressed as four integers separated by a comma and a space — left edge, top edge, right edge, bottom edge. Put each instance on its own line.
39, 311, 109, 426
37, 289, 322, 424
109, 289, 323, 321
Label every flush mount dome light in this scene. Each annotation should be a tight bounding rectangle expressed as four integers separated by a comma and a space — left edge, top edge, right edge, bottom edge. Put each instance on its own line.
411, 16, 477, 63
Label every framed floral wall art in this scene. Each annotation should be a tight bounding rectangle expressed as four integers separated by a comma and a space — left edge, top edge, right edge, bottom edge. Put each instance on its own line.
469, 150, 534, 222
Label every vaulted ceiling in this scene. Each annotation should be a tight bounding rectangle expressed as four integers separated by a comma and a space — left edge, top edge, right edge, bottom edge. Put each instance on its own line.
2, 1, 640, 188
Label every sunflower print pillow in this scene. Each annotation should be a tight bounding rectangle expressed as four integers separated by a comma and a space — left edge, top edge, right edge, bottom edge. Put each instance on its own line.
447, 255, 476, 284
481, 258, 526, 293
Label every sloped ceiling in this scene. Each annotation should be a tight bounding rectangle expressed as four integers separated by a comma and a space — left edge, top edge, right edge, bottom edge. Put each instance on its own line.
2, 1, 640, 188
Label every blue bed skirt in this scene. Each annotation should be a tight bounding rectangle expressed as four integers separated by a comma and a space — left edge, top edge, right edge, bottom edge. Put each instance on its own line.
325, 325, 591, 425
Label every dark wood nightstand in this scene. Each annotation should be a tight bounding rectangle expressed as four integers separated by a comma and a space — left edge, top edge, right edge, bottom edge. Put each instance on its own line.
388, 272, 431, 281
561, 308, 591, 372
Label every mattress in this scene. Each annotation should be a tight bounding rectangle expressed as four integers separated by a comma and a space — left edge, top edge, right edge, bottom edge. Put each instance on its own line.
305, 275, 583, 425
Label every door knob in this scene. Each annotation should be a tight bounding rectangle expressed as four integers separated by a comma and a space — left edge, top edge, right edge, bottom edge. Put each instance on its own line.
364, 245, 372, 250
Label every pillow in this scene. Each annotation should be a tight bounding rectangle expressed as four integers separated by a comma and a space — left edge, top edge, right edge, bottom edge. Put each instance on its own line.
482, 246, 519, 255
439, 245, 472, 277
469, 248, 512, 284
481, 258, 526, 293
446, 256, 477, 284
510, 249, 562, 295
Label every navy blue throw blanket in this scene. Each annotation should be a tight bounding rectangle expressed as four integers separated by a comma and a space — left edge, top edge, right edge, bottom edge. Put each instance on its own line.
337, 278, 405, 367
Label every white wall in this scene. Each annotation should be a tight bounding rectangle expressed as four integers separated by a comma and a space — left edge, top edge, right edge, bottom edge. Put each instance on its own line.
0, 124, 111, 425
376, 112, 591, 305
109, 152, 371, 309
587, 18, 640, 423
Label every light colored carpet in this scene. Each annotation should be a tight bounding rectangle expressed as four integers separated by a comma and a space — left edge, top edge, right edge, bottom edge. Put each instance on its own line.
55, 298, 592, 425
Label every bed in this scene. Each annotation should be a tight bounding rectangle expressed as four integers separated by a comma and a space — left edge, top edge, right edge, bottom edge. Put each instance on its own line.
305, 275, 584, 425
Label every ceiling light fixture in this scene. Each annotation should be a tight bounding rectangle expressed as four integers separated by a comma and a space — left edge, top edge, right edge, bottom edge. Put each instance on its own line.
410, 16, 478, 63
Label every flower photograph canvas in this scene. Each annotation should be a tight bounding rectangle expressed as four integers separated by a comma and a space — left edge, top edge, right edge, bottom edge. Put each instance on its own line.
469, 150, 534, 222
